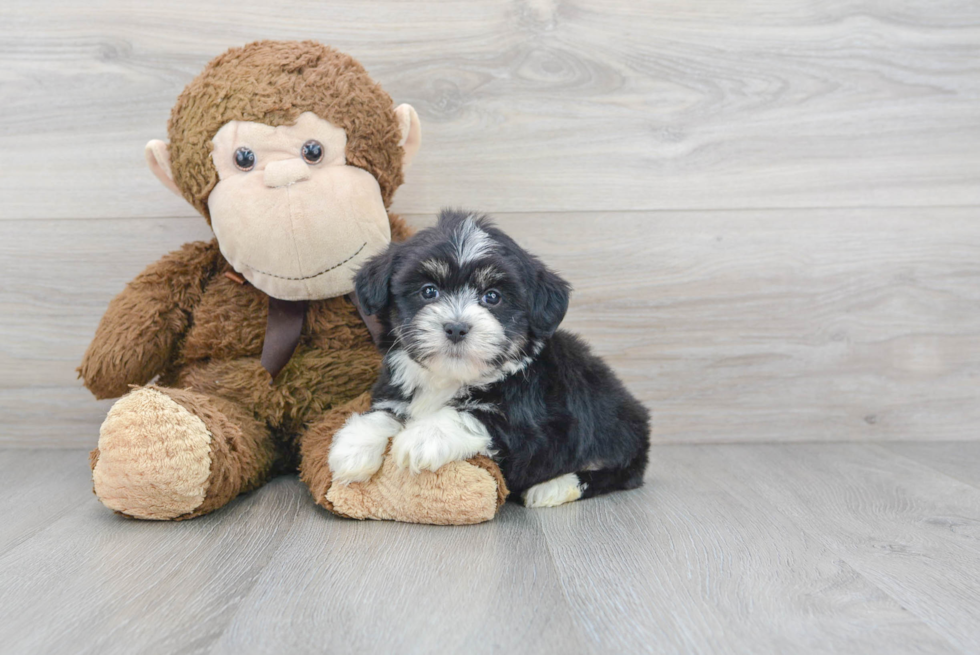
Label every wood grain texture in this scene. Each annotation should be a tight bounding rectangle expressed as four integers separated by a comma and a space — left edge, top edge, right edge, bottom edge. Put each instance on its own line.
0, 475, 306, 655
0, 449, 92, 554
697, 443, 980, 653
0, 445, 973, 654
881, 442, 980, 490
0, 0, 978, 219
537, 448, 959, 654
208, 504, 588, 655
3, 208, 978, 446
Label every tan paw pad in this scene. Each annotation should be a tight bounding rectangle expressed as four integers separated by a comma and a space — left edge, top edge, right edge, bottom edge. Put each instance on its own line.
93, 388, 213, 520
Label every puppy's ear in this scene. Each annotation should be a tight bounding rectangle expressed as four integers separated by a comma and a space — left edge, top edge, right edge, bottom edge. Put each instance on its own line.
529, 264, 571, 340
354, 248, 396, 316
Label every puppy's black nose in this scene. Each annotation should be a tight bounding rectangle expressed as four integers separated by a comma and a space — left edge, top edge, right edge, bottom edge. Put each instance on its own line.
444, 322, 470, 344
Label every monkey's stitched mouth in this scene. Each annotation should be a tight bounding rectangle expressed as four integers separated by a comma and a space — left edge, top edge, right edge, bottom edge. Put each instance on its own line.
244, 242, 367, 281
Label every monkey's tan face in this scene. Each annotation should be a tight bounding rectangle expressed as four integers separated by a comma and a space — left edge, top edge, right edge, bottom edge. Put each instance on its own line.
207, 112, 392, 301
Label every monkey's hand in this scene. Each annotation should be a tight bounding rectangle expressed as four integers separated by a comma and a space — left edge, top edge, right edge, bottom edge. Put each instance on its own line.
78, 240, 220, 399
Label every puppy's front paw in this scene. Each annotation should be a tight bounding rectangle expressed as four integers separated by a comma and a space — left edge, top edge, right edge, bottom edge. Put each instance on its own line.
329, 437, 383, 485
391, 423, 454, 474
391, 408, 491, 475
329, 412, 402, 485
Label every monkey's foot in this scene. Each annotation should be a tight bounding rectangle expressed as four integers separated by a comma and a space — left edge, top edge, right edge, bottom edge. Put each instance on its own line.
91, 387, 214, 520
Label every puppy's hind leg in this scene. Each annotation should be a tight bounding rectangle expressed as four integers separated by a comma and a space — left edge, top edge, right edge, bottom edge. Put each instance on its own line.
522, 473, 585, 508
577, 450, 649, 500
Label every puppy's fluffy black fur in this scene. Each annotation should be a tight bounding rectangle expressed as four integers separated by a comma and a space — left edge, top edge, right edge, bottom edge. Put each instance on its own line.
356, 209, 650, 503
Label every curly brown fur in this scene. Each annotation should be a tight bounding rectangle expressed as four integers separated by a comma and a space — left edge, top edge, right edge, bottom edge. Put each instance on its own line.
78, 241, 222, 400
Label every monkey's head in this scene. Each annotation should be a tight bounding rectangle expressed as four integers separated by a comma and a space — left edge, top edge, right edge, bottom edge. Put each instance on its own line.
145, 41, 421, 301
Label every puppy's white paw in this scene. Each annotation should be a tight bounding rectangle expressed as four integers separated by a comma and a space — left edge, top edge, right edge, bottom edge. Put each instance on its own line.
329, 411, 402, 485
523, 473, 584, 508
329, 438, 384, 485
391, 407, 491, 474
390, 424, 456, 474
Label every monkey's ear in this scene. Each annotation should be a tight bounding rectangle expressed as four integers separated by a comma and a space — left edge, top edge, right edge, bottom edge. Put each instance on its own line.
394, 104, 421, 168
144, 140, 183, 198
354, 247, 397, 316
528, 265, 571, 341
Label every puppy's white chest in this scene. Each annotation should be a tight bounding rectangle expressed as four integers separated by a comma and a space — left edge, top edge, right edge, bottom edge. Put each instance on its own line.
382, 351, 495, 474
387, 349, 472, 419
408, 383, 464, 419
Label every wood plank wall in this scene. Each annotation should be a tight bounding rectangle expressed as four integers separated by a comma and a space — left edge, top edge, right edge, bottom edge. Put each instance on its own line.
1, 0, 978, 446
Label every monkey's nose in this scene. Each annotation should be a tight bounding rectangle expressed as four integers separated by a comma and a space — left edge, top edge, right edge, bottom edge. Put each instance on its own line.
264, 159, 311, 188
444, 322, 470, 344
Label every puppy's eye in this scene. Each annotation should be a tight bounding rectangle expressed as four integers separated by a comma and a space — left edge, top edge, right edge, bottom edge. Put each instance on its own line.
301, 140, 323, 164
420, 284, 440, 300
234, 147, 256, 171
481, 289, 501, 306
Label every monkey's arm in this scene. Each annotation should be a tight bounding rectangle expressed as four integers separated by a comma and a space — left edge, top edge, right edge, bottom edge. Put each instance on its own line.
78, 240, 221, 399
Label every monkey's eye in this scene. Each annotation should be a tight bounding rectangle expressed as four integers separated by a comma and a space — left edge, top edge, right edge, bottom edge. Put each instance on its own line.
301, 140, 324, 164
420, 284, 440, 301
234, 147, 255, 171
481, 289, 501, 306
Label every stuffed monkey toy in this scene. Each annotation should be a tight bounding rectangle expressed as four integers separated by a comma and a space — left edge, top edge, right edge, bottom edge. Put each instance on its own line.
79, 40, 507, 523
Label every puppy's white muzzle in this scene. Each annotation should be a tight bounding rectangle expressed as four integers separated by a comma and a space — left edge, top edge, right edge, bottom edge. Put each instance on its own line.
407, 291, 506, 380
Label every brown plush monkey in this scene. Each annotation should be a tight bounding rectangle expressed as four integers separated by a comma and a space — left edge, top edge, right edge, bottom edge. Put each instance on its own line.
79, 41, 506, 523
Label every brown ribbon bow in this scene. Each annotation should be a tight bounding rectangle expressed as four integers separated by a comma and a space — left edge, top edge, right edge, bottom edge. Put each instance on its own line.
260, 297, 308, 380
259, 293, 385, 381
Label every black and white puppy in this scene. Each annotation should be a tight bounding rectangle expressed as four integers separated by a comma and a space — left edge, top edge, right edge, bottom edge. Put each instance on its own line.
329, 209, 650, 507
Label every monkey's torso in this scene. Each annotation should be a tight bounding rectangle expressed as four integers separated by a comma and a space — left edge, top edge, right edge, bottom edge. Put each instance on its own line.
158, 240, 382, 454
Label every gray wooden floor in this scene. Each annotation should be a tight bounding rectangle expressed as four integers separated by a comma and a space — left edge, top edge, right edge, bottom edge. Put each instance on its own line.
1, 0, 979, 652
0, 444, 978, 655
